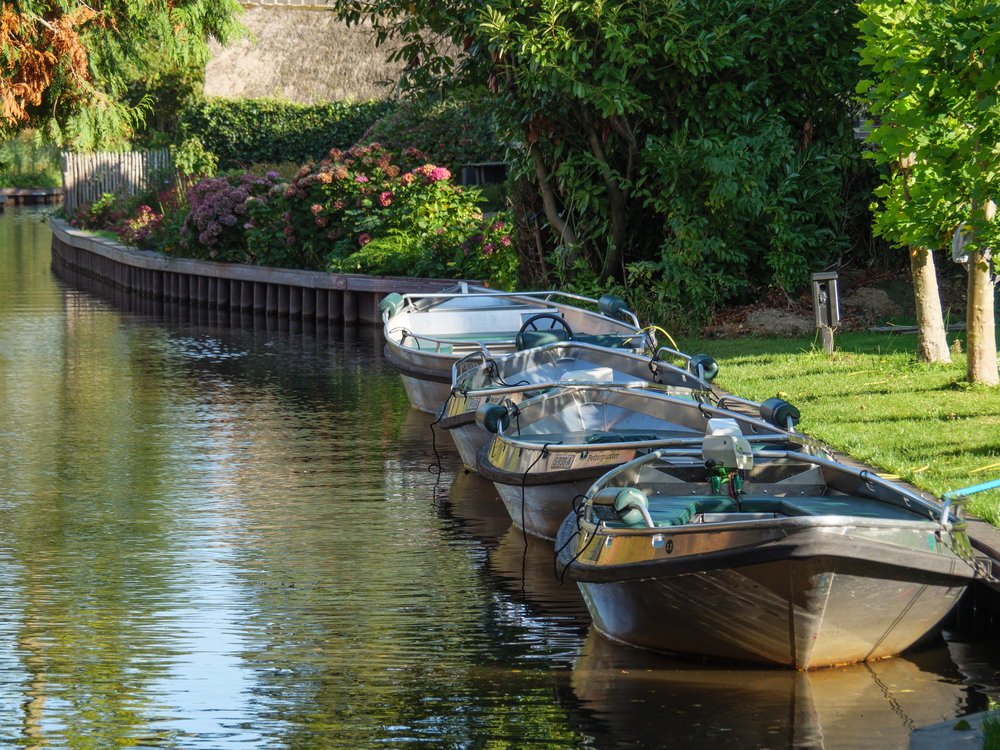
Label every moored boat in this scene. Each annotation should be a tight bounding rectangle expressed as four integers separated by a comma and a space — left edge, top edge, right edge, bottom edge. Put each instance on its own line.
379, 285, 654, 413
475, 386, 807, 539
555, 445, 978, 669
438, 341, 717, 471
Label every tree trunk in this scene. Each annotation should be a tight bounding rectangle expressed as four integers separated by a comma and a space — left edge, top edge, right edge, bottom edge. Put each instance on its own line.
530, 143, 578, 272
899, 154, 951, 364
910, 245, 952, 364
966, 200, 998, 385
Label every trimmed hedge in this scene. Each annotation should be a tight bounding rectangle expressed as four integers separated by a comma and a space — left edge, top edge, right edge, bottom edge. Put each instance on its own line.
181, 97, 396, 168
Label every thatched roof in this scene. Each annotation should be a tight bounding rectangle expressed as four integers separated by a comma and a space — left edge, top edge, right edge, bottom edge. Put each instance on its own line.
204, 6, 404, 103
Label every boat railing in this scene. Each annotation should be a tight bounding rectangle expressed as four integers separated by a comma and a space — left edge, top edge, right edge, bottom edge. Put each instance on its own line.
450, 350, 491, 386
584, 448, 956, 528
450, 341, 715, 393
493, 429, 793, 454
391, 328, 497, 357
580, 448, 970, 537
396, 289, 643, 331
465, 380, 673, 398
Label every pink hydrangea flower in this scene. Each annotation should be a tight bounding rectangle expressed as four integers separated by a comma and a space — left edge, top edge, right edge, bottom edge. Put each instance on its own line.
491, 221, 506, 232
430, 166, 451, 182
354, 175, 369, 183
483, 243, 495, 255
311, 204, 323, 214
500, 235, 513, 246
401, 173, 415, 185
358, 233, 371, 246
378, 191, 394, 207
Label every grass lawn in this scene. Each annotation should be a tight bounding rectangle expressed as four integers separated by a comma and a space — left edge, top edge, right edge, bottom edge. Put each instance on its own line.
675, 329, 1000, 526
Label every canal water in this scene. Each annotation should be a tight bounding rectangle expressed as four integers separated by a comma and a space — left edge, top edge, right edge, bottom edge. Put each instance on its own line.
1, 206, 998, 749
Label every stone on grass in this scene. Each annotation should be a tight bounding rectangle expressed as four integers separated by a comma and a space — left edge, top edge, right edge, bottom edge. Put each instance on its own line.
744, 309, 813, 337
840, 287, 901, 320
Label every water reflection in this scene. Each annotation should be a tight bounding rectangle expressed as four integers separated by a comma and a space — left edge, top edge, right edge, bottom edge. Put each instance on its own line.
560, 630, 986, 749
0, 207, 996, 748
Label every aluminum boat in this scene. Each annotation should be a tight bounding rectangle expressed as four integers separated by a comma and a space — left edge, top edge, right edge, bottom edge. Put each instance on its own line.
555, 445, 978, 669
379, 285, 653, 413
475, 386, 807, 539
437, 342, 718, 471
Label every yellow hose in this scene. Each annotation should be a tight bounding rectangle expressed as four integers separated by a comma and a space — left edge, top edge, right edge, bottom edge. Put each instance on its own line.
639, 324, 680, 352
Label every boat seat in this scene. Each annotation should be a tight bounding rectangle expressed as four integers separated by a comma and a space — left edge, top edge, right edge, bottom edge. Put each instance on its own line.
780, 496, 924, 521
603, 496, 738, 528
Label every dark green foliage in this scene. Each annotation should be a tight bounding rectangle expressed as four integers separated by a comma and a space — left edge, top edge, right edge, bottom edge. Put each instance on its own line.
180, 97, 396, 170
363, 100, 505, 175
329, 0, 866, 321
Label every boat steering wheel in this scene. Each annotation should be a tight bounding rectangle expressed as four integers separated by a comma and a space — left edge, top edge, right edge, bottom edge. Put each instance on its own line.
518, 313, 574, 338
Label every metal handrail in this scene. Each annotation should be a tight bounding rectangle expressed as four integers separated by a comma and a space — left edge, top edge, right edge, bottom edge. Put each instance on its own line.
391, 327, 496, 358
493, 429, 791, 454
581, 447, 958, 531
584, 447, 949, 525
450, 350, 492, 386
450, 341, 713, 394
395, 289, 644, 332
456, 379, 670, 399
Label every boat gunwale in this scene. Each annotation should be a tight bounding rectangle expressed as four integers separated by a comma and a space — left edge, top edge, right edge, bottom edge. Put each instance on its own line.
476, 442, 614, 486
383, 344, 454, 384
555, 514, 979, 584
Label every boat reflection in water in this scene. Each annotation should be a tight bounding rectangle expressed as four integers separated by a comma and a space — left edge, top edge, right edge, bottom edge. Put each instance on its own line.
444, 468, 591, 631
560, 629, 986, 750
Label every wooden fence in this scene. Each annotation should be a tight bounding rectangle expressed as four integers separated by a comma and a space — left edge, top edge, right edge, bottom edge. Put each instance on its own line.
61, 150, 171, 215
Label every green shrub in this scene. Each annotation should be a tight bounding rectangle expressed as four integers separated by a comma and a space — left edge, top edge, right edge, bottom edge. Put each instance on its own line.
361, 100, 505, 175
0, 131, 62, 188
180, 97, 396, 169
243, 143, 519, 288
171, 136, 218, 177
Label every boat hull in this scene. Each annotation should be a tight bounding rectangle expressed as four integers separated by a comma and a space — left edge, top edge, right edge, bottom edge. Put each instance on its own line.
494, 480, 594, 540
400, 374, 451, 414
479, 442, 612, 539
447, 420, 489, 471
384, 344, 452, 413
556, 516, 972, 669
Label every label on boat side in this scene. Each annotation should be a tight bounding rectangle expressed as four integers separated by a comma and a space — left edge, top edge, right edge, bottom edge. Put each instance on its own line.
465, 397, 480, 411
545, 449, 636, 472
550, 454, 574, 470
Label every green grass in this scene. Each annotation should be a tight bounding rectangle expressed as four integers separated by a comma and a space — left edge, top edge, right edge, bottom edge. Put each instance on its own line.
674, 329, 1000, 526
984, 705, 999, 750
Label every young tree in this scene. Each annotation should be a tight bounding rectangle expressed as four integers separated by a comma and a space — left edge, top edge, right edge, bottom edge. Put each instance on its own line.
0, 1, 245, 150
858, 0, 999, 383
